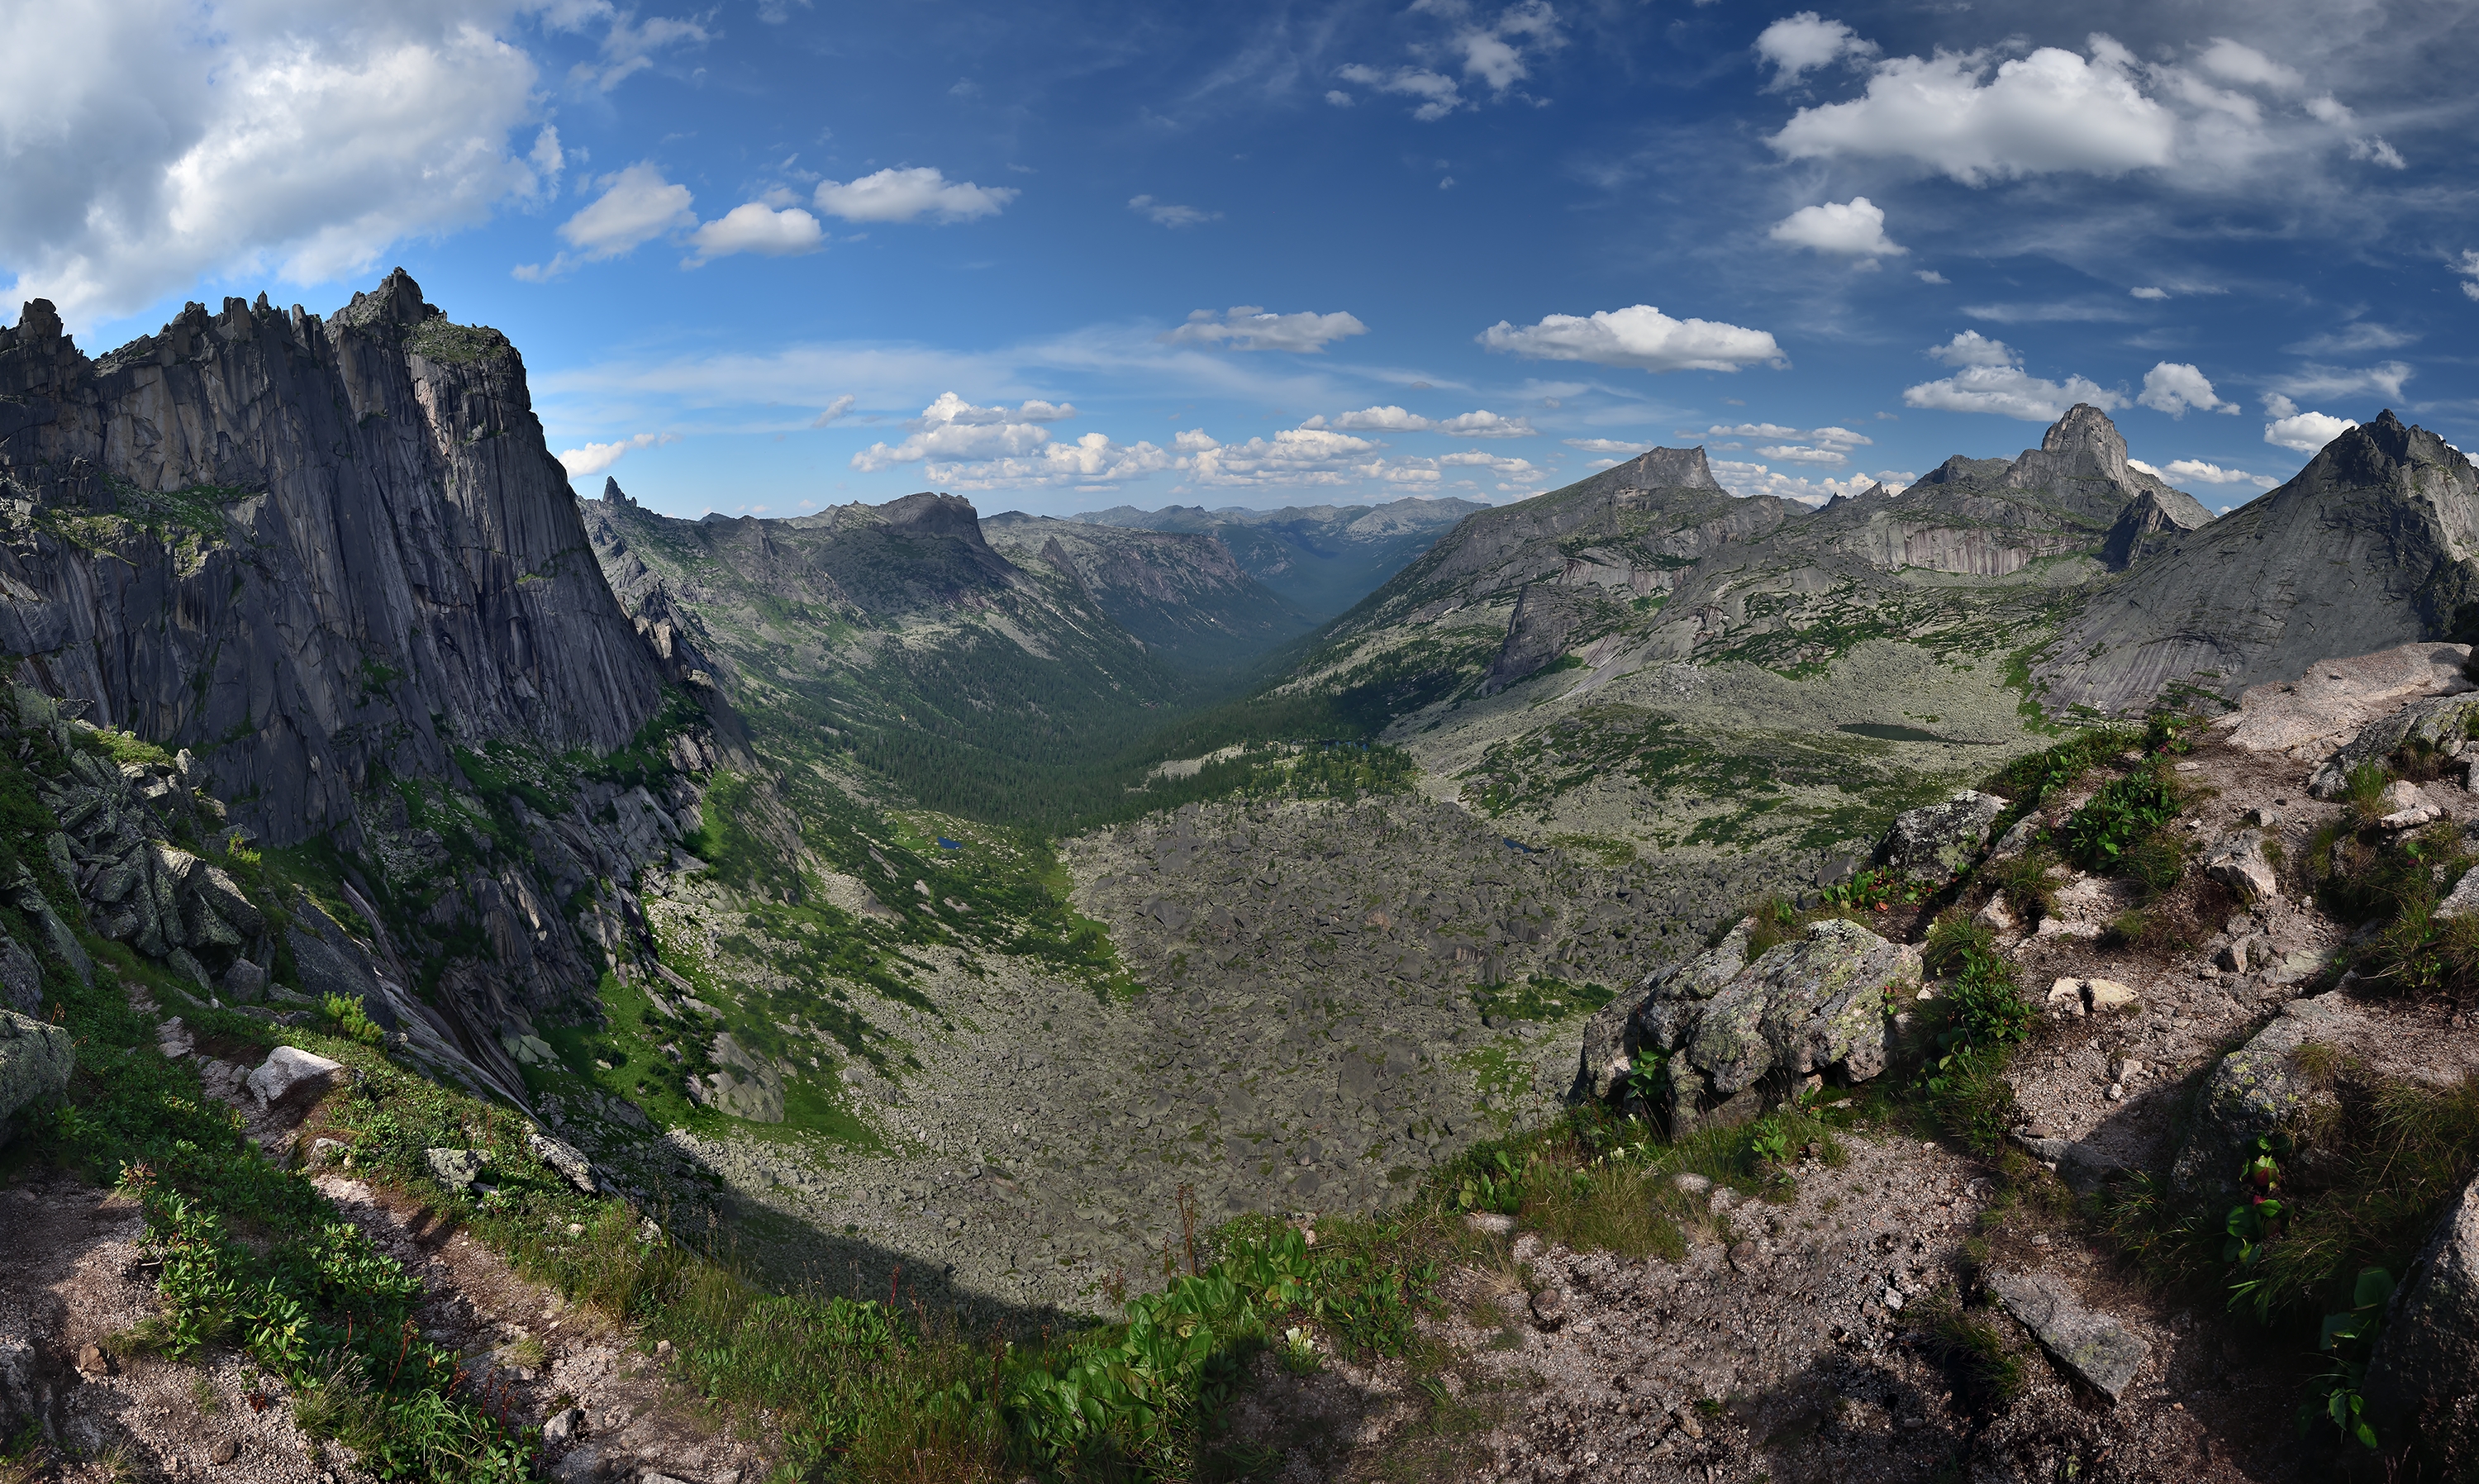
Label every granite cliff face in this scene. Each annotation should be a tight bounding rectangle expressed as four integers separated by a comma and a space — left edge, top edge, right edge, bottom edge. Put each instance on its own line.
2033, 411, 2479, 715
0, 270, 665, 847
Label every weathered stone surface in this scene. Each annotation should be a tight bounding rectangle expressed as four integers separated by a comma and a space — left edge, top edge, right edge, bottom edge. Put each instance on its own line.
0, 1010, 73, 1144
2439, 868, 2479, 921
528, 1127, 600, 1194
2170, 996, 2365, 1200
2222, 643, 2472, 759
2, 866, 88, 987
2203, 828, 2279, 901
220, 958, 268, 1003
1986, 1269, 2149, 1399
2045, 977, 2138, 1015
426, 1148, 484, 1192
2363, 1171, 2479, 1451
0, 928, 38, 1015
1879, 791, 2006, 882
245, 1045, 345, 1111
2312, 691, 2479, 799
1631, 917, 1917, 1132
0, 272, 668, 849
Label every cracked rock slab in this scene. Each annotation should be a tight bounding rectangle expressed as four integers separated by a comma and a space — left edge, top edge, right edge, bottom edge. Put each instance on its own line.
1986, 1268, 2148, 1401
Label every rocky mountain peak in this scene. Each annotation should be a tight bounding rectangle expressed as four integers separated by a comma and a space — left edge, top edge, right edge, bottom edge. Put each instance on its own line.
333, 265, 433, 330
1617, 446, 1722, 492
602, 476, 636, 507
2006, 402, 2136, 494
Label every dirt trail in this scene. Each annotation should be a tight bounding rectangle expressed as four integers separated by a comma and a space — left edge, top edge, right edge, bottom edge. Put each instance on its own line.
1, 1022, 770, 1484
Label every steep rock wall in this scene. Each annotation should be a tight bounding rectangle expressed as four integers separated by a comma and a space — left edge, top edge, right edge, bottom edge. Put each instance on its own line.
0, 271, 665, 846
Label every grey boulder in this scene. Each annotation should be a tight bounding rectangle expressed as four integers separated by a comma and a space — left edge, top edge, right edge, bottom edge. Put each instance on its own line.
1880, 790, 2007, 883
245, 1046, 345, 1111
1987, 1269, 2149, 1400
0, 1010, 74, 1145
2203, 828, 2279, 902
527, 1127, 600, 1194
2362, 1171, 2479, 1452
2168, 995, 2362, 1201
426, 1148, 485, 1192
1632, 916, 1918, 1132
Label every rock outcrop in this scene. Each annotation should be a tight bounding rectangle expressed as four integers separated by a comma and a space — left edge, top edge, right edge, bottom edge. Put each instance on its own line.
0, 270, 668, 847
2170, 995, 2365, 1201
2362, 1172, 2479, 1454
2034, 411, 2479, 716
1878, 790, 2007, 882
2307, 690, 2479, 797
0, 1009, 72, 1144
1630, 916, 1918, 1132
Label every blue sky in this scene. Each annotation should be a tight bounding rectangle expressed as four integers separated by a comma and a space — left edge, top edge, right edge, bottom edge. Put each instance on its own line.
7, 1, 2476, 519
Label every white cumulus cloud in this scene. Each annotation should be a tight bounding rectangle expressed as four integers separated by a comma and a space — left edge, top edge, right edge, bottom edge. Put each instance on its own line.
1754, 12, 1877, 88
1178, 426, 1391, 487
813, 167, 1016, 224
0, 0, 559, 325
685, 202, 825, 265
1768, 197, 1906, 257
516, 163, 696, 279
2457, 250, 2479, 302
2129, 456, 2275, 489
1477, 304, 1785, 373
930, 433, 1173, 491
2137, 362, 2239, 417
1162, 306, 1368, 354
1711, 461, 1912, 506
559, 431, 679, 478
2130, 286, 2170, 300
1770, 36, 2176, 186
1563, 437, 1645, 454
849, 392, 1076, 471
2264, 410, 2358, 453
1903, 333, 2120, 421
1435, 409, 1536, 438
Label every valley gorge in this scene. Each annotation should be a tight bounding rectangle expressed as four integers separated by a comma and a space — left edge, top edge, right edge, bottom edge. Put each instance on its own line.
7, 273, 2479, 1484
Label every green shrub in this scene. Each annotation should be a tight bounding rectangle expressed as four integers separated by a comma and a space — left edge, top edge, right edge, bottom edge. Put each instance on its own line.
2063, 764, 2183, 875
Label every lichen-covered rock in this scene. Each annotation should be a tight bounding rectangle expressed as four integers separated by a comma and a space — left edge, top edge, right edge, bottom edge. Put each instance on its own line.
1879, 790, 2006, 882
2362, 1172, 2479, 1454
2203, 828, 2279, 901
1630, 917, 1917, 1132
2310, 691, 2479, 799
1987, 1269, 2149, 1400
2168, 995, 2364, 1200
528, 1127, 601, 1194
0, 1010, 73, 1144
426, 1148, 485, 1192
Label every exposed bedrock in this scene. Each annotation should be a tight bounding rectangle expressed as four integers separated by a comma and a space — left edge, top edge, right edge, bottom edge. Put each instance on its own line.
0, 270, 667, 846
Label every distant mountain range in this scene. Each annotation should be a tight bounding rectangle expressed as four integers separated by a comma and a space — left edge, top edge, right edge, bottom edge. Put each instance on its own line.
1058, 497, 1488, 620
